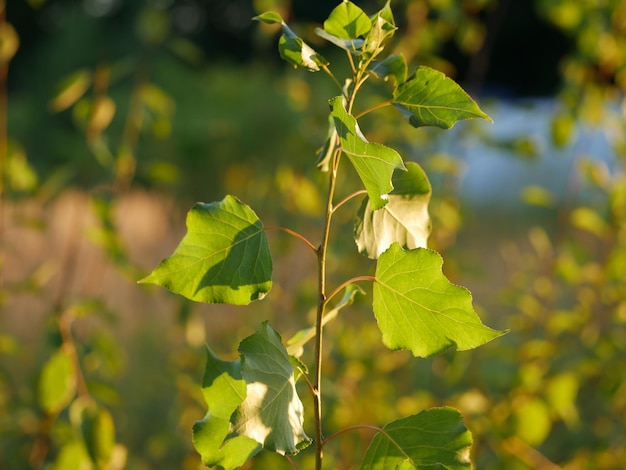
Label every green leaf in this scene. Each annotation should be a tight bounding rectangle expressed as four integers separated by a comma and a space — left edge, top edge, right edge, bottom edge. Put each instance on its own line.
38, 348, 76, 414
234, 322, 312, 455
139, 195, 272, 305
193, 347, 261, 469
355, 162, 432, 259
254, 11, 327, 71
360, 407, 473, 470
52, 441, 92, 470
80, 404, 116, 467
253, 11, 283, 24
324, 1, 371, 40
194, 323, 311, 468
392, 66, 492, 129
315, 28, 364, 52
363, 0, 396, 59
368, 53, 407, 84
316, 114, 337, 172
373, 244, 505, 357
330, 96, 406, 210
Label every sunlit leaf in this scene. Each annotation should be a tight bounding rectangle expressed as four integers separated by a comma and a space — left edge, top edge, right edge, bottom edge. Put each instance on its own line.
254, 11, 327, 71
324, 1, 371, 40
0, 22, 19, 63
38, 348, 76, 414
234, 322, 312, 455
360, 407, 473, 469
521, 185, 555, 207
373, 244, 505, 357
513, 398, 551, 446
194, 323, 311, 467
49, 69, 92, 113
392, 66, 492, 129
355, 162, 431, 259
570, 206, 609, 238
193, 346, 261, 469
52, 441, 92, 470
139, 195, 272, 305
363, 0, 396, 58
330, 96, 406, 209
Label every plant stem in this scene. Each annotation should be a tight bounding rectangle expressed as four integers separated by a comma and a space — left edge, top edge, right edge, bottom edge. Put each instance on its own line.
325, 275, 375, 305
355, 99, 393, 119
264, 226, 317, 253
332, 189, 368, 214
313, 145, 341, 470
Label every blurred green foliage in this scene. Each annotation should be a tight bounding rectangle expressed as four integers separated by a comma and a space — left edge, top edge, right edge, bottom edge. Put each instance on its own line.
1, 0, 625, 469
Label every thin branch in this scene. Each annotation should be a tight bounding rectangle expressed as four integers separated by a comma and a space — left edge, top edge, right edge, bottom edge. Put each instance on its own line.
284, 453, 302, 470
321, 64, 345, 96
323, 424, 413, 463
264, 226, 317, 253
325, 276, 375, 306
323, 424, 383, 443
332, 189, 368, 214
355, 100, 393, 120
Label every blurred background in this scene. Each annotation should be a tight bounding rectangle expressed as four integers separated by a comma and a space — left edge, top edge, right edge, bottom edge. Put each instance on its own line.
1, 0, 626, 468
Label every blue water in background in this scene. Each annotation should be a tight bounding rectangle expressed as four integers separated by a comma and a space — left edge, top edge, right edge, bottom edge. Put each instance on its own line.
444, 98, 616, 208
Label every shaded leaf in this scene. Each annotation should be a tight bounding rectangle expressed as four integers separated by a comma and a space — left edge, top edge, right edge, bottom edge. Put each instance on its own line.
316, 114, 337, 172
360, 407, 473, 470
355, 162, 431, 259
38, 348, 76, 414
369, 53, 407, 84
315, 28, 364, 52
373, 244, 505, 357
234, 322, 312, 455
139, 195, 272, 305
393, 66, 491, 129
80, 403, 116, 467
330, 96, 406, 209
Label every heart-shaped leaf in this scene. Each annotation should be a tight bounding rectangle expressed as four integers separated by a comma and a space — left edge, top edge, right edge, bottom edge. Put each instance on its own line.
355, 162, 431, 259
360, 407, 473, 470
139, 195, 272, 305
374, 244, 505, 357
393, 66, 492, 129
330, 96, 406, 210
324, 1, 371, 40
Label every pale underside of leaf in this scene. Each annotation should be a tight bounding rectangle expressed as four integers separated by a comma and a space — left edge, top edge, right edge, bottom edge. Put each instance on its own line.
355, 162, 432, 259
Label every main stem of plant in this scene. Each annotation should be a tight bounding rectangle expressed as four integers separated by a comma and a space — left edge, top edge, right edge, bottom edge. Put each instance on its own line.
313, 144, 341, 470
